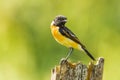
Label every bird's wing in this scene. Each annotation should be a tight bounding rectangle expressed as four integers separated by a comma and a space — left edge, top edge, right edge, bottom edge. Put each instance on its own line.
59, 26, 85, 48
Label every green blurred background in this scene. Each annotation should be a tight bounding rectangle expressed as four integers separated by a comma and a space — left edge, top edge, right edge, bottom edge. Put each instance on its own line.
0, 0, 120, 80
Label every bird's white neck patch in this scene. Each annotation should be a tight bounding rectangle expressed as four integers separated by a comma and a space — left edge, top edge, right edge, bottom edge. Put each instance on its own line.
51, 21, 55, 26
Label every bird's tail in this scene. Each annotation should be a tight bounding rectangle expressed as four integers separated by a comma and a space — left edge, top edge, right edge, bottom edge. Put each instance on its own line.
82, 47, 96, 61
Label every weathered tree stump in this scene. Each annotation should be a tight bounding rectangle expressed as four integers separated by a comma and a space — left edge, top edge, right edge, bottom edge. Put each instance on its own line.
51, 57, 104, 80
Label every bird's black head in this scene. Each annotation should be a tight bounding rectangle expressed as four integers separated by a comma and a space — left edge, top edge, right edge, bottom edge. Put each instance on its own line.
51, 15, 67, 26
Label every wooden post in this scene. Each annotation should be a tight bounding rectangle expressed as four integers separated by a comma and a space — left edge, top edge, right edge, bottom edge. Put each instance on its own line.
51, 57, 104, 80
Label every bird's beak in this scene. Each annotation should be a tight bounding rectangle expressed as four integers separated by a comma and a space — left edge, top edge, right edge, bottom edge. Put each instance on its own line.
63, 20, 67, 23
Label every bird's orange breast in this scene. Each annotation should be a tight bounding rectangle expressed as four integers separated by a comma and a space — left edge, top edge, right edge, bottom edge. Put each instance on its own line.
50, 25, 81, 50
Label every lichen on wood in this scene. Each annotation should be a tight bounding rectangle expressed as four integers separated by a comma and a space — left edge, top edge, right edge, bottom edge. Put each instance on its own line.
51, 57, 104, 80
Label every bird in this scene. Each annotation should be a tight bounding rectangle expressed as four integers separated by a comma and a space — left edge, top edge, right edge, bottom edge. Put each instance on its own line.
50, 15, 95, 61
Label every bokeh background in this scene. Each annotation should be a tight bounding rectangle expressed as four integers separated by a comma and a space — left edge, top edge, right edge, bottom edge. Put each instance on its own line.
0, 0, 120, 80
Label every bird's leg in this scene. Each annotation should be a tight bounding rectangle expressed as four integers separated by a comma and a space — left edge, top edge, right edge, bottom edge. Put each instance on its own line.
60, 48, 73, 65
65, 47, 73, 60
